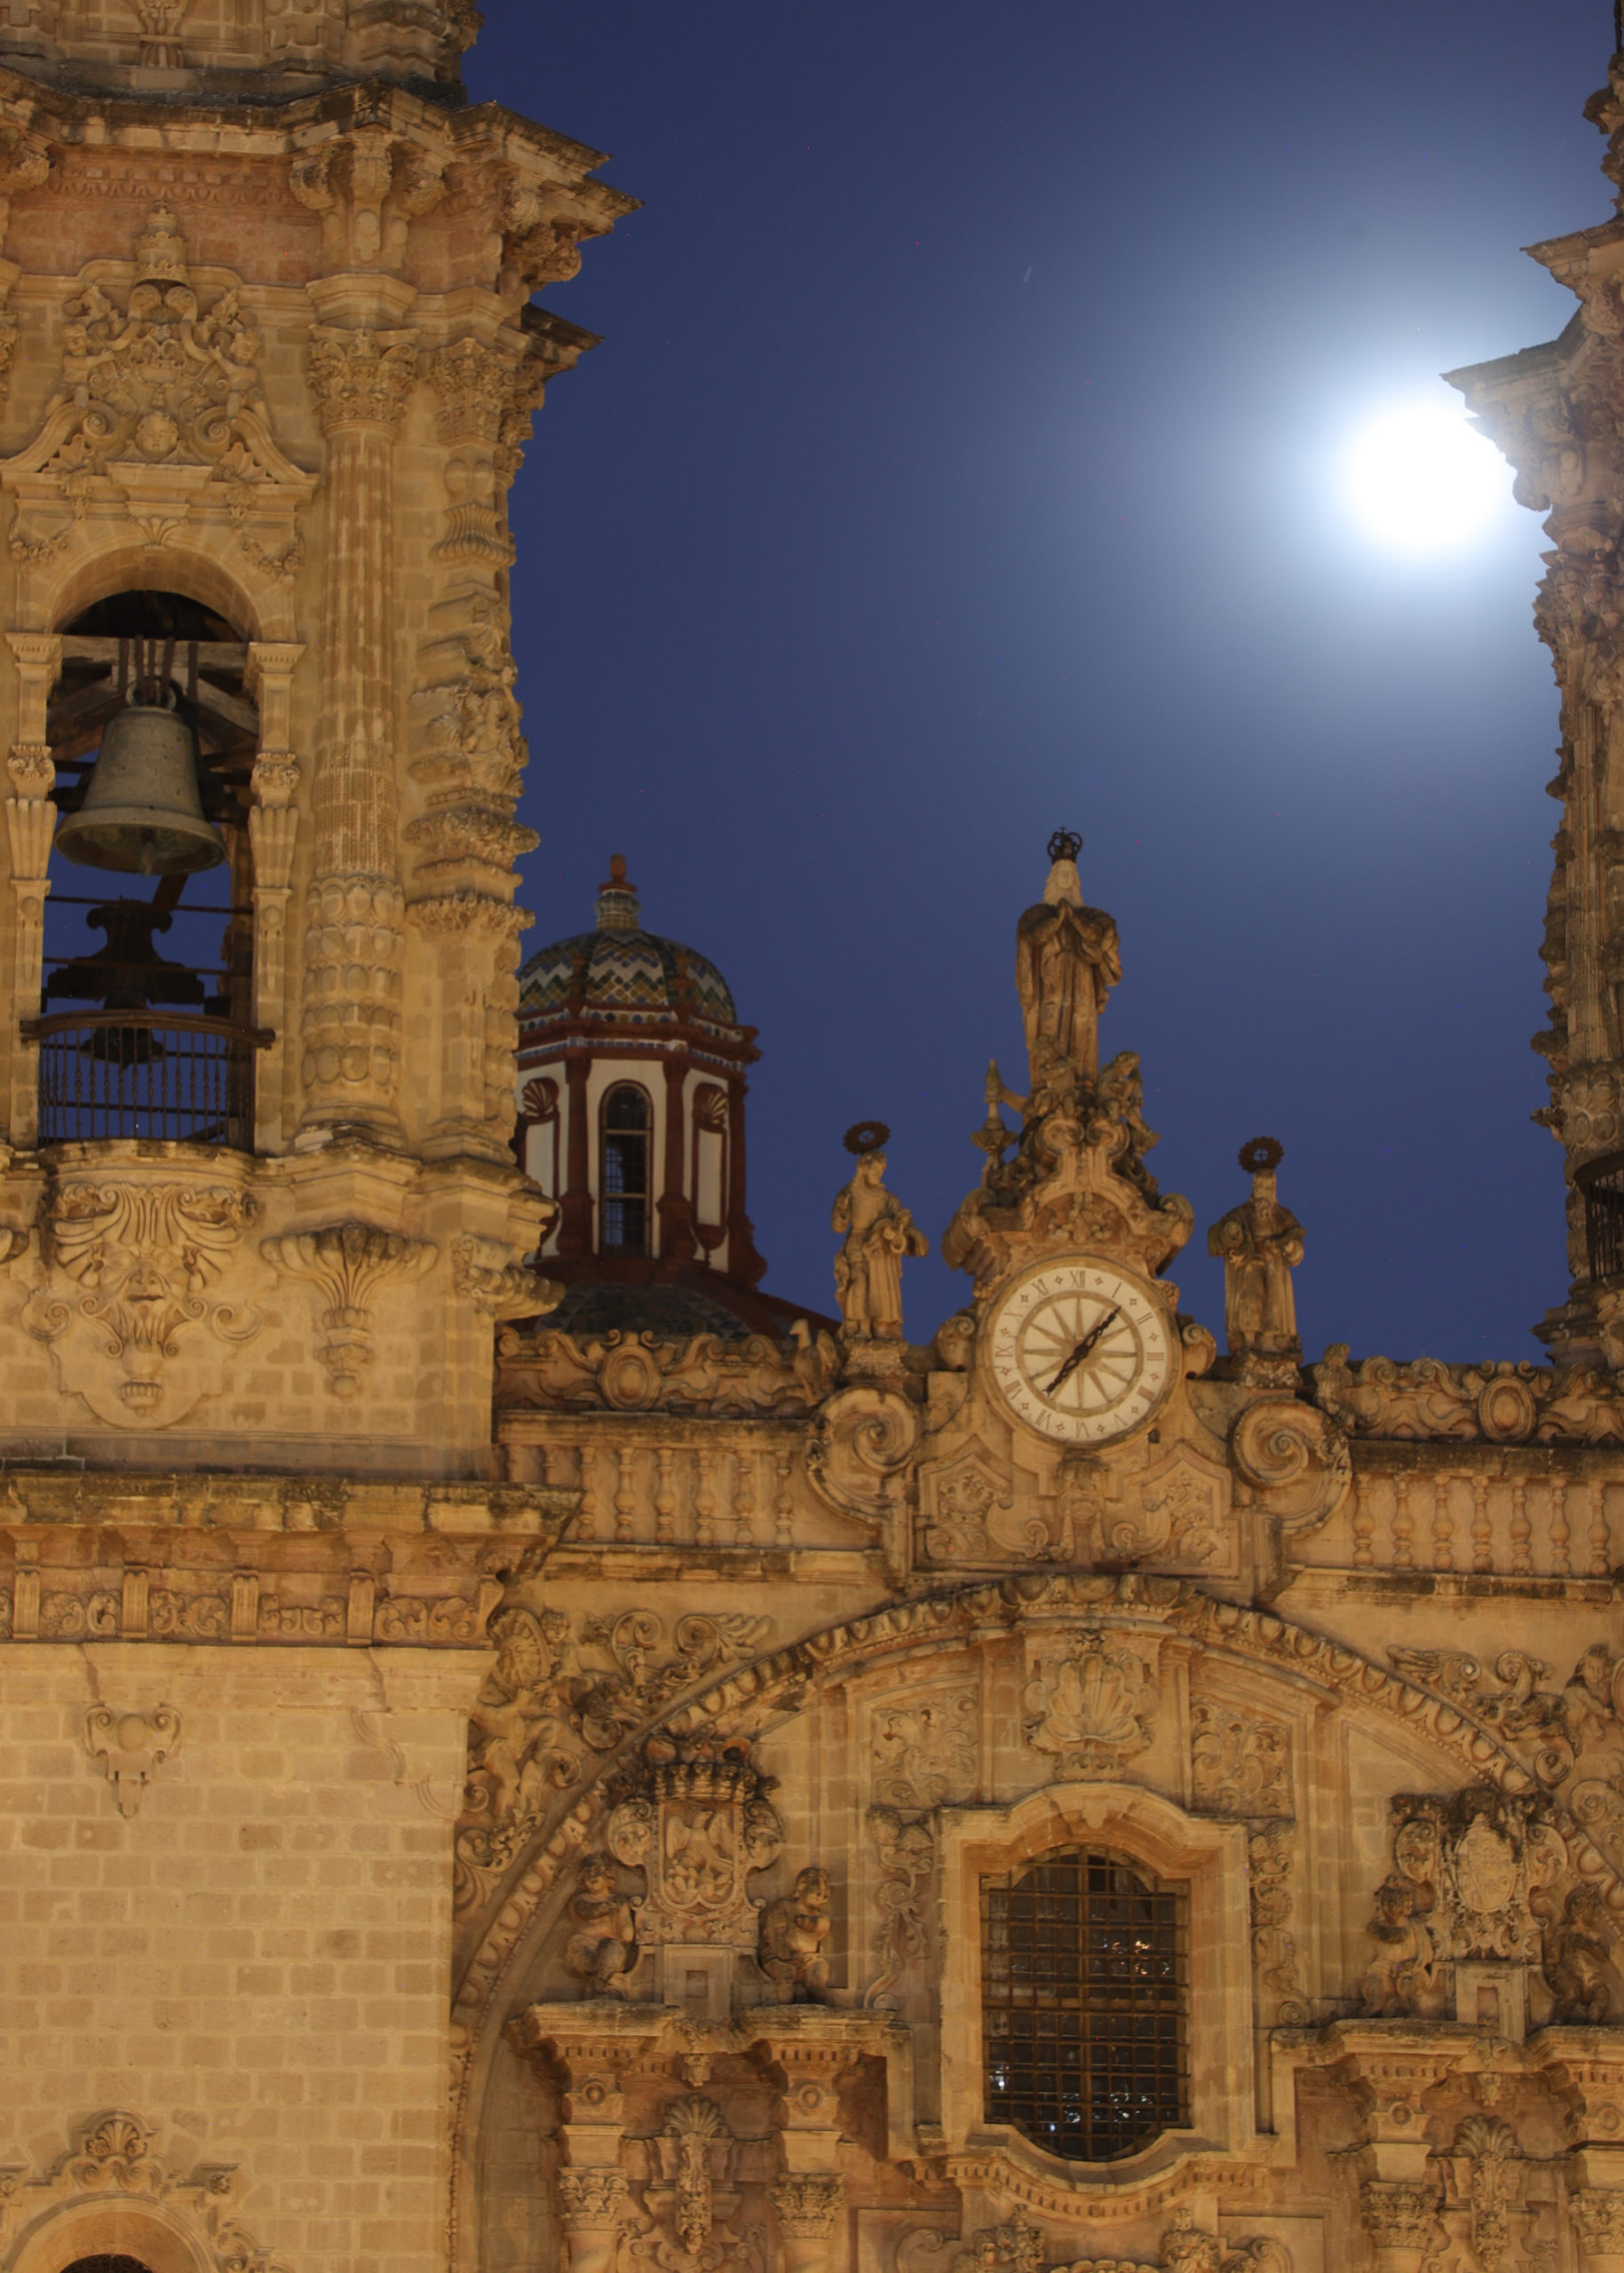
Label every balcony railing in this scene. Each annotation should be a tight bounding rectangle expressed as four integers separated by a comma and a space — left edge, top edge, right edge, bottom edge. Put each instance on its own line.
21, 1011, 272, 1148
1578, 1150, 1624, 1280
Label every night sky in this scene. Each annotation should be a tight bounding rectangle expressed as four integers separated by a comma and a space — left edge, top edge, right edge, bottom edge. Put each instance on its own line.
467, 3, 1607, 1358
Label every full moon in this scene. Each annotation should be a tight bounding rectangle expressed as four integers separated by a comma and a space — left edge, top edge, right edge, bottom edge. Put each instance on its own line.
1343, 399, 1508, 550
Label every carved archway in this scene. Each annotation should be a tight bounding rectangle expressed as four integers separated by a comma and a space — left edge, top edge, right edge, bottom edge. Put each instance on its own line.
0, 2113, 281, 2273
446, 1574, 1612, 2273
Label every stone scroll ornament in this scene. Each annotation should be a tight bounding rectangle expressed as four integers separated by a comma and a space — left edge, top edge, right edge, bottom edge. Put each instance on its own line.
831, 1121, 929, 1341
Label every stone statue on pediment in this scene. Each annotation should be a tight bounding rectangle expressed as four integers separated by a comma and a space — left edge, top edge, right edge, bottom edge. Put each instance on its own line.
1015, 828, 1122, 1087
1208, 1136, 1304, 1362
831, 1125, 929, 1341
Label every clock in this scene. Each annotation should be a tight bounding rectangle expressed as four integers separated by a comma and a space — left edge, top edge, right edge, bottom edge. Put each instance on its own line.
986, 1257, 1175, 1445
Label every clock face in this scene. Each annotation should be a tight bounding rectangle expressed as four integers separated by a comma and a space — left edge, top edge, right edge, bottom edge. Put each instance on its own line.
987, 1259, 1175, 1445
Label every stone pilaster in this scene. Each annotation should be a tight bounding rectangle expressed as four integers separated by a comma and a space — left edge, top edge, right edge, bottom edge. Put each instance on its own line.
1574, 2188, 1624, 2273
244, 641, 305, 1153
299, 321, 416, 1139
4, 630, 58, 1149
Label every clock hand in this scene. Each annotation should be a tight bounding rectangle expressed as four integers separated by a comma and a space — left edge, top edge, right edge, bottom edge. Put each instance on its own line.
1042, 1307, 1121, 1396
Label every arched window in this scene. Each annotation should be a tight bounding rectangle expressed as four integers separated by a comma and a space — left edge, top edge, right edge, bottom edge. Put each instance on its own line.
600, 1082, 651, 1254
521, 1075, 559, 1196
62, 2259, 155, 2273
982, 1846, 1186, 2163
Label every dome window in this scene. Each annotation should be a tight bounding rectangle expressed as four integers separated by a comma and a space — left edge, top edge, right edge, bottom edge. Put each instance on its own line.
601, 1082, 652, 1255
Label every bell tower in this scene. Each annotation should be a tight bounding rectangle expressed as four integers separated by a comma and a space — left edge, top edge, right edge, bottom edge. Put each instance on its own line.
0, 3, 636, 1468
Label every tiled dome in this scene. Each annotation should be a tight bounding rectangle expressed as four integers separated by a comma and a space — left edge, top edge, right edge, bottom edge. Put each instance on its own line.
519, 857, 741, 1034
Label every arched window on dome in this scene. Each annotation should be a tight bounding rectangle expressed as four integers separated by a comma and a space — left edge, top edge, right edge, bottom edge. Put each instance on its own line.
982, 1845, 1187, 2162
600, 1081, 651, 1255
692, 1081, 728, 1245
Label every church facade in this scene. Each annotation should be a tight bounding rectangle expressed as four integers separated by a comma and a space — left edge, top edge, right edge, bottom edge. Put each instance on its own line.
0, 12, 1620, 2273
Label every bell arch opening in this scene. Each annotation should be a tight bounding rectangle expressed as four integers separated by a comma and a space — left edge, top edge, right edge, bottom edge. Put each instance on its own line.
32, 585, 266, 1148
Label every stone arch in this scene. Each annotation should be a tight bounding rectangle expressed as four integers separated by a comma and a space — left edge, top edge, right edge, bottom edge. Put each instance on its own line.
446, 1572, 1599, 2273
39, 541, 282, 645
6, 2201, 212, 2273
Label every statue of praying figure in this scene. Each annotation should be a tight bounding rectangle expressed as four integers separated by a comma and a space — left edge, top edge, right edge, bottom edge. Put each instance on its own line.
831, 1125, 929, 1340
1015, 830, 1122, 1088
1207, 1136, 1304, 1358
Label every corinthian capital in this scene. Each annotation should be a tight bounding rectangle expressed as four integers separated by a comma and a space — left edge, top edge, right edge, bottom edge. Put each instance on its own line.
1575, 2189, 1624, 2258
1359, 2179, 1443, 2251
770, 2175, 844, 2240
307, 327, 419, 434
556, 2169, 628, 2233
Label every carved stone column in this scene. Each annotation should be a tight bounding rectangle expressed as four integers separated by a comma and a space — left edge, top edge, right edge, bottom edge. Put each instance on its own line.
299, 321, 417, 1139
1359, 2179, 1446, 2273
510, 2005, 677, 2273
1573, 2189, 1624, 2272
555, 2169, 630, 2273
771, 2174, 845, 2273
725, 1072, 765, 1284
244, 641, 305, 1153
4, 630, 59, 1148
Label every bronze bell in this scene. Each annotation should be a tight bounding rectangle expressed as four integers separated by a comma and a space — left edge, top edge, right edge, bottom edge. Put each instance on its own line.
55, 689, 226, 876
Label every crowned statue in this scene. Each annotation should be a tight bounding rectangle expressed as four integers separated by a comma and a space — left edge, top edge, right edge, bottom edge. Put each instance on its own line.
830, 1123, 929, 1340
1015, 828, 1123, 1088
1207, 1136, 1303, 1359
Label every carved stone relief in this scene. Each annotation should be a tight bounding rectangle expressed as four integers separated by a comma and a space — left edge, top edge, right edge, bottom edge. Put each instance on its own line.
259, 1221, 436, 1397
455, 1607, 772, 1914
1190, 1699, 1291, 1817
25, 1179, 260, 1428
1022, 1629, 1160, 1773
83, 1703, 180, 1817
0, 2110, 288, 2273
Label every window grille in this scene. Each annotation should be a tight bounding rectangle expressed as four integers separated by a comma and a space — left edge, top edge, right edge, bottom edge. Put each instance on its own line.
601, 1082, 651, 1254
1578, 1151, 1624, 1282
981, 1846, 1187, 2162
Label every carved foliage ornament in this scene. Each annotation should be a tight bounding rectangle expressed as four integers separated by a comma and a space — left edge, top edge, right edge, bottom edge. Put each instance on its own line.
496, 1321, 837, 1417
260, 1221, 436, 1397
25, 1180, 259, 1428
907, 2206, 1291, 2273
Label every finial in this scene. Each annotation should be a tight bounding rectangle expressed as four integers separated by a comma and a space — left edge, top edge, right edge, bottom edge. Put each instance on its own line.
1042, 828, 1084, 909
595, 851, 642, 933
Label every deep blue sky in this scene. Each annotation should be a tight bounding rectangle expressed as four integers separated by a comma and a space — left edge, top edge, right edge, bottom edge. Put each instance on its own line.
469, 3, 1606, 1358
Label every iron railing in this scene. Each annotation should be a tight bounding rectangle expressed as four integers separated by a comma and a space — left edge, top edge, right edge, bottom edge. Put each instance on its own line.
22, 1011, 272, 1148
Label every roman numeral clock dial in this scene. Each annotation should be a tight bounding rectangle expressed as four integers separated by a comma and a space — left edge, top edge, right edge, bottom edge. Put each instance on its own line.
986, 1259, 1175, 1445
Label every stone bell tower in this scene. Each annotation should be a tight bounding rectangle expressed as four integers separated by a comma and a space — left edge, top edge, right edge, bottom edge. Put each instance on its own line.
0, 0, 635, 1469
1450, 41, 1624, 1365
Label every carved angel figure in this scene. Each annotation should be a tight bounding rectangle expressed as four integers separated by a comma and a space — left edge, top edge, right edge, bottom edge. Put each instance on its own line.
562, 1851, 637, 1997
1360, 1873, 1441, 2017
1541, 1883, 1624, 2023
831, 1151, 928, 1340
759, 1865, 833, 2003
1014, 836, 1121, 1086
1208, 1138, 1303, 1358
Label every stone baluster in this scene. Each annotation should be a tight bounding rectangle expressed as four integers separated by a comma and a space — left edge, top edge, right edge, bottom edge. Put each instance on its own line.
1430, 1474, 1453, 1572
299, 319, 417, 1138
4, 630, 59, 1147
1588, 1479, 1612, 1577
244, 641, 305, 1152
1391, 1476, 1414, 1569
1551, 1478, 1572, 1576
1470, 1474, 1492, 1572
1351, 1471, 1374, 1567
774, 1449, 794, 1549
1510, 1478, 1531, 1574
654, 1446, 677, 1543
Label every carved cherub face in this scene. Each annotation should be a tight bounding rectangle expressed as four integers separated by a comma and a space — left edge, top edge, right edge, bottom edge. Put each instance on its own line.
857, 1153, 886, 1188
794, 1866, 830, 1911
577, 1852, 616, 1897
